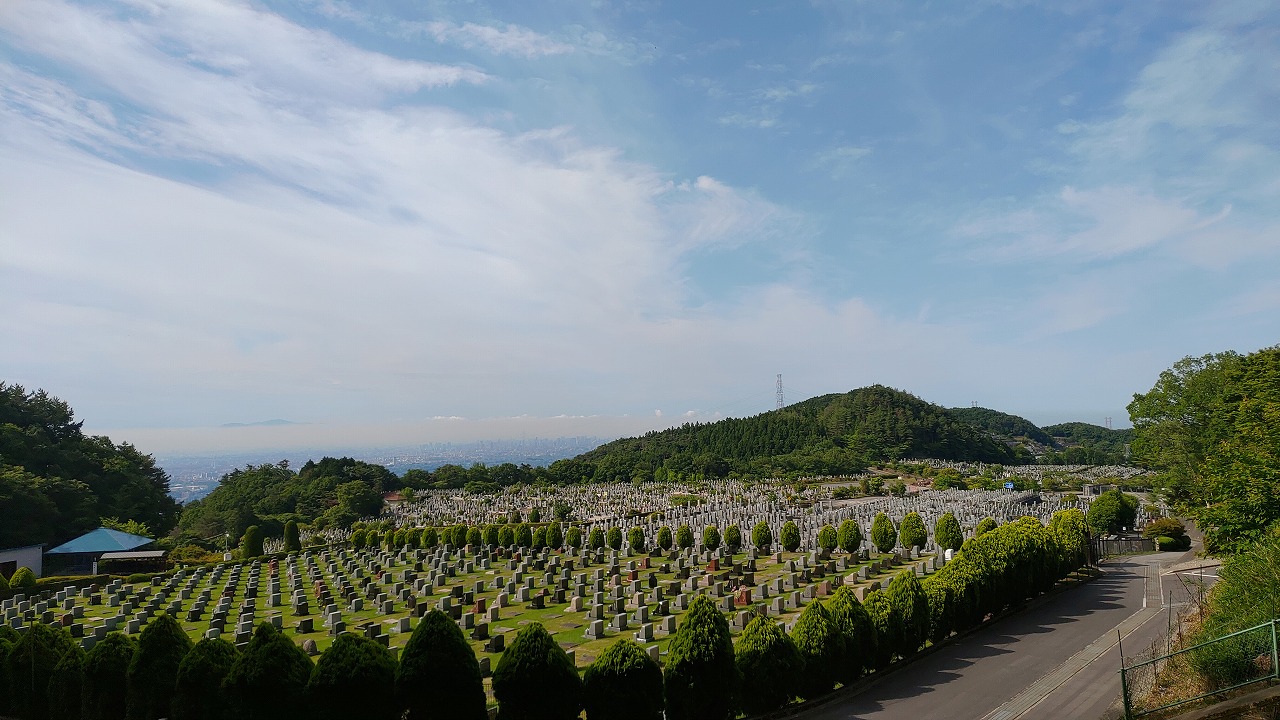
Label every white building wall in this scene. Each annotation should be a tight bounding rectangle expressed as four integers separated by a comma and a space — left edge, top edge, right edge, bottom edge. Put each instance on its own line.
0, 544, 44, 579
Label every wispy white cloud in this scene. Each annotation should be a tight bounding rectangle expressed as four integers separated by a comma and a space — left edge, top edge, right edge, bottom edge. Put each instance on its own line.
407, 20, 575, 58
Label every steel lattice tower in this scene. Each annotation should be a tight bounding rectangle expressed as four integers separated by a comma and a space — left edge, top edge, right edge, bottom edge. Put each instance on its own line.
776, 374, 784, 410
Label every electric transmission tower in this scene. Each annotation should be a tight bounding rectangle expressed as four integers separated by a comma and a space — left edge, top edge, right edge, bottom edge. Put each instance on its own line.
776, 374, 784, 410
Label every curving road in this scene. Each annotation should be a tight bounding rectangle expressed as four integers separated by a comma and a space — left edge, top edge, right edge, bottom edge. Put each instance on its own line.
797, 550, 1212, 720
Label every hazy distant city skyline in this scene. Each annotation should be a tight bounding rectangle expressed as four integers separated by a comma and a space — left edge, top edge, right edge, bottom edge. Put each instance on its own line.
3, 1, 1277, 455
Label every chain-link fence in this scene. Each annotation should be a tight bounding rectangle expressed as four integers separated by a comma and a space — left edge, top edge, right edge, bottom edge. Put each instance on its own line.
1120, 618, 1279, 719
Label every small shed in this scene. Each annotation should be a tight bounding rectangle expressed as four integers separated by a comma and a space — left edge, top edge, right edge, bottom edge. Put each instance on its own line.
0, 544, 44, 580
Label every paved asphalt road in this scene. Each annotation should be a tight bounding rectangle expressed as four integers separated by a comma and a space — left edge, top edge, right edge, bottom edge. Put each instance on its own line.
798, 551, 1214, 720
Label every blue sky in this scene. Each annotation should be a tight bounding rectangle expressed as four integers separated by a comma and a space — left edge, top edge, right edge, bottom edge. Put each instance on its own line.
2, 0, 1277, 453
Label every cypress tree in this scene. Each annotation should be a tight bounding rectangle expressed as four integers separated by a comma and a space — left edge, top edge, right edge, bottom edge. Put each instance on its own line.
780, 521, 801, 552
9, 566, 36, 589
975, 517, 998, 538
899, 512, 928, 552
49, 644, 86, 720
627, 527, 646, 554
127, 612, 194, 720
934, 512, 964, 552
499, 525, 515, 547
307, 633, 398, 720
421, 527, 438, 548
396, 610, 486, 720
702, 525, 721, 552
837, 519, 862, 554
483, 524, 501, 546
751, 522, 772, 553
885, 571, 930, 656
565, 527, 582, 550
82, 632, 136, 720
589, 527, 606, 550
546, 522, 564, 550
656, 526, 673, 551
826, 586, 876, 682
606, 526, 623, 551
532, 526, 547, 550
0, 626, 17, 715
663, 595, 739, 720
492, 623, 582, 720
723, 525, 742, 555
817, 524, 837, 553
7, 622, 79, 719
283, 520, 302, 552
171, 638, 238, 720
870, 513, 897, 553
790, 601, 844, 699
223, 623, 313, 720
239, 526, 264, 559
349, 528, 367, 550
582, 638, 663, 720
735, 615, 802, 714
862, 589, 895, 669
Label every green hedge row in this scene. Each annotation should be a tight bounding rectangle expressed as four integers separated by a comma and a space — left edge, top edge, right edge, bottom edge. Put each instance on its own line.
0, 510, 1089, 720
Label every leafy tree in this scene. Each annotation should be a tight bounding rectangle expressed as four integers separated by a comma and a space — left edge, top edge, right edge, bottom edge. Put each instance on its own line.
6, 621, 79, 719
509, 509, 523, 524
837, 520, 862, 554
870, 513, 897, 553
628, 527, 646, 554
307, 633, 398, 720
934, 512, 963, 552
779, 521, 800, 552
974, 517, 998, 538
349, 528, 367, 549
656, 526, 673, 551
547, 523, 563, 550
752, 522, 773, 553
171, 638, 237, 720
239, 525, 264, 559
223, 623, 314, 720
492, 623, 582, 720
607, 526, 623, 551
565, 527, 583, 550
451, 524, 469, 547
663, 595, 739, 720
528, 507, 541, 524
735, 615, 802, 714
81, 632, 135, 720
396, 610, 486, 720
885, 571, 929, 656
588, 527, 605, 551
1086, 489, 1138, 535
421, 527, 438, 548
466, 526, 483, 546
483, 524, 500, 546
127, 612, 194, 720
582, 638, 664, 720
826, 587, 875, 682
282, 520, 301, 552
516, 523, 533, 548
531, 526, 547, 550
499, 525, 515, 547
702, 525, 721, 552
723, 524, 742, 554
1143, 517, 1186, 540
336, 480, 384, 519
899, 512, 927, 552
817, 524, 837, 553
553, 502, 572, 521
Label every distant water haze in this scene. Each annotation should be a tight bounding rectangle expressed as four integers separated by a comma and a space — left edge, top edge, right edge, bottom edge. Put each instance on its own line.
91, 414, 689, 456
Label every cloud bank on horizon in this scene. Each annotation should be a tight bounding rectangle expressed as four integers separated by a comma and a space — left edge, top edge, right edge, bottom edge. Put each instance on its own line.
2, 0, 1277, 453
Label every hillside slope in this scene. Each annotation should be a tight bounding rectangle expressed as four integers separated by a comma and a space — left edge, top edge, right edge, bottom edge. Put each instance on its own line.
569, 385, 1016, 482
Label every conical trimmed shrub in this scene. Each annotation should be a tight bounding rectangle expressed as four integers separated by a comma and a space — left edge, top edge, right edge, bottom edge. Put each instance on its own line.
582, 638, 663, 720
396, 609, 487, 720
127, 612, 193, 720
492, 623, 582, 720
7, 621, 79, 719
223, 622, 313, 720
663, 595, 739, 720
308, 633, 398, 720
171, 637, 238, 720
735, 615, 802, 714
826, 586, 876, 682
886, 571, 929, 656
862, 589, 895, 669
790, 601, 844, 699
82, 632, 136, 720
935, 512, 964, 552
900, 512, 927, 552
49, 644, 86, 720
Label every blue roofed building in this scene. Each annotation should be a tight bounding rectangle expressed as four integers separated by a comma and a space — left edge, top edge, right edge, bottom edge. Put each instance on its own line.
46, 527, 157, 574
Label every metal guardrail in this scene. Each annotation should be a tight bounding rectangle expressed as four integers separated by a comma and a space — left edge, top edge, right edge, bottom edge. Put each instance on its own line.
1121, 618, 1279, 719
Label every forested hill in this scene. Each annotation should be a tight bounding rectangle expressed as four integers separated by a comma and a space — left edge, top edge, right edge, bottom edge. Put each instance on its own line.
948, 407, 1056, 446
0, 383, 180, 549
1042, 422, 1132, 464
569, 385, 1016, 482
